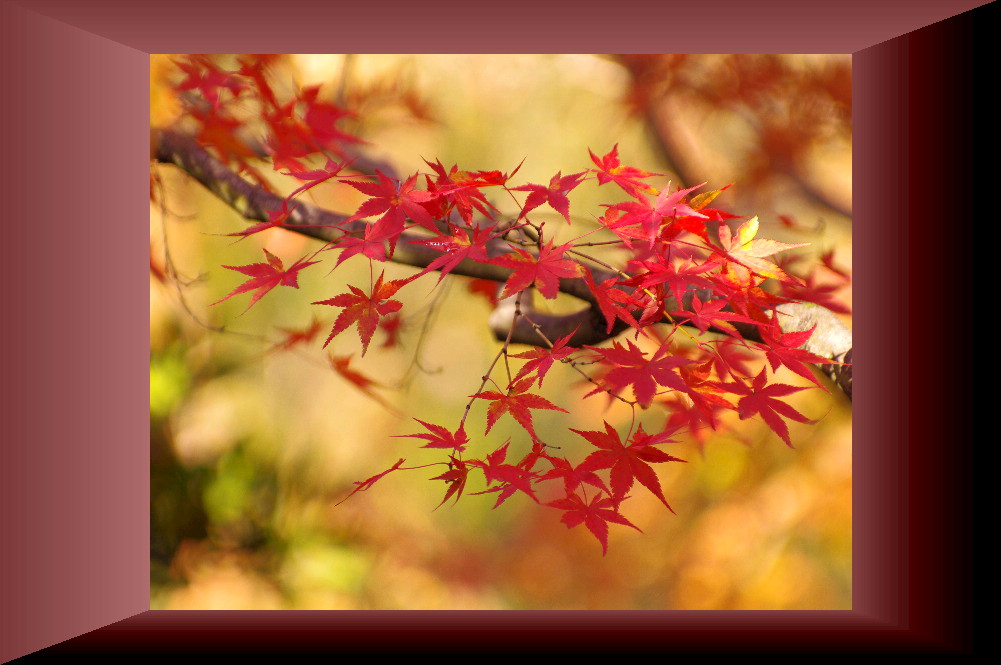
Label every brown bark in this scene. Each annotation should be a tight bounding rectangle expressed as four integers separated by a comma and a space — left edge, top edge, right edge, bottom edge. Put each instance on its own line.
152, 129, 852, 401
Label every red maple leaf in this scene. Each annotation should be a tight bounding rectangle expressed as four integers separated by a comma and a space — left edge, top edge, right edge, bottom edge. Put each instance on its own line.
396, 419, 470, 452
175, 56, 247, 110
467, 278, 501, 304
261, 87, 362, 172
722, 368, 813, 447
471, 377, 568, 441
279, 155, 354, 183
546, 492, 642, 556
409, 223, 499, 284
299, 86, 363, 154
342, 171, 440, 251
588, 144, 660, 196
675, 359, 738, 418
587, 339, 693, 407
422, 158, 501, 224
269, 316, 324, 353
630, 258, 715, 311
707, 337, 758, 380
819, 249, 852, 283
537, 455, 611, 497
668, 294, 757, 337
468, 442, 540, 508
509, 329, 578, 387
778, 269, 852, 315
661, 393, 726, 452
574, 422, 684, 510
602, 181, 709, 245
313, 271, 408, 354
213, 249, 319, 313
224, 202, 296, 239
430, 456, 470, 509
378, 312, 404, 349
193, 109, 262, 169
330, 225, 394, 266
335, 457, 407, 506
491, 239, 583, 300
235, 55, 280, 110
510, 171, 586, 224
757, 319, 840, 390
583, 267, 642, 334
327, 354, 397, 412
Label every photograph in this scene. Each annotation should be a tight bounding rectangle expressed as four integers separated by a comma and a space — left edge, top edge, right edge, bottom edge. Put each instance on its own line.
149, 53, 853, 611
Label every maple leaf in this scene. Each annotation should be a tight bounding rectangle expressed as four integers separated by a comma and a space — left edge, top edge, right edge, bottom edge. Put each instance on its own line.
819, 249, 852, 283
710, 216, 809, 285
235, 55, 279, 110
537, 455, 611, 497
491, 240, 583, 300
708, 337, 758, 380
299, 86, 363, 153
262, 99, 322, 173
174, 56, 247, 110
661, 393, 726, 452
430, 456, 470, 509
675, 359, 737, 416
509, 330, 578, 387
471, 377, 568, 441
269, 316, 324, 353
757, 319, 839, 390
630, 258, 715, 312
279, 155, 353, 182
546, 492, 642, 556
668, 294, 757, 337
510, 171, 587, 224
583, 267, 642, 334
467, 278, 501, 304
778, 270, 852, 315
224, 203, 296, 239
574, 422, 685, 510
330, 226, 393, 266
378, 312, 404, 349
722, 368, 813, 448
468, 442, 540, 508
193, 108, 261, 168
422, 158, 500, 224
409, 224, 499, 285
260, 87, 362, 172
335, 458, 407, 506
587, 339, 693, 407
343, 170, 439, 236
328, 354, 398, 413
602, 181, 709, 244
396, 419, 470, 452
213, 249, 319, 313
312, 271, 408, 355
710, 275, 788, 325
588, 144, 660, 196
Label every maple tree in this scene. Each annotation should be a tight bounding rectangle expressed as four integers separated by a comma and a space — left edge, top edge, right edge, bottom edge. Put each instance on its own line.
151, 54, 851, 555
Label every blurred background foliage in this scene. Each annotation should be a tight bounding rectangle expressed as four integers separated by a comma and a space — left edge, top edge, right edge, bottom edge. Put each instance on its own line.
150, 53, 851, 610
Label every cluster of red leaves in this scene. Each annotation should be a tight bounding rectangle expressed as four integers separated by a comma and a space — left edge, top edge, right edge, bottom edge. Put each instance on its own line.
169, 55, 850, 555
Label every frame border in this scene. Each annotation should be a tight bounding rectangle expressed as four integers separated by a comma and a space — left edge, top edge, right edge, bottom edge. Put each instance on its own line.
0, 0, 980, 658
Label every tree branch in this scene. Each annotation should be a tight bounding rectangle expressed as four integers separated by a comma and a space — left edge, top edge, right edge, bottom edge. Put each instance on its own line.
151, 129, 852, 401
